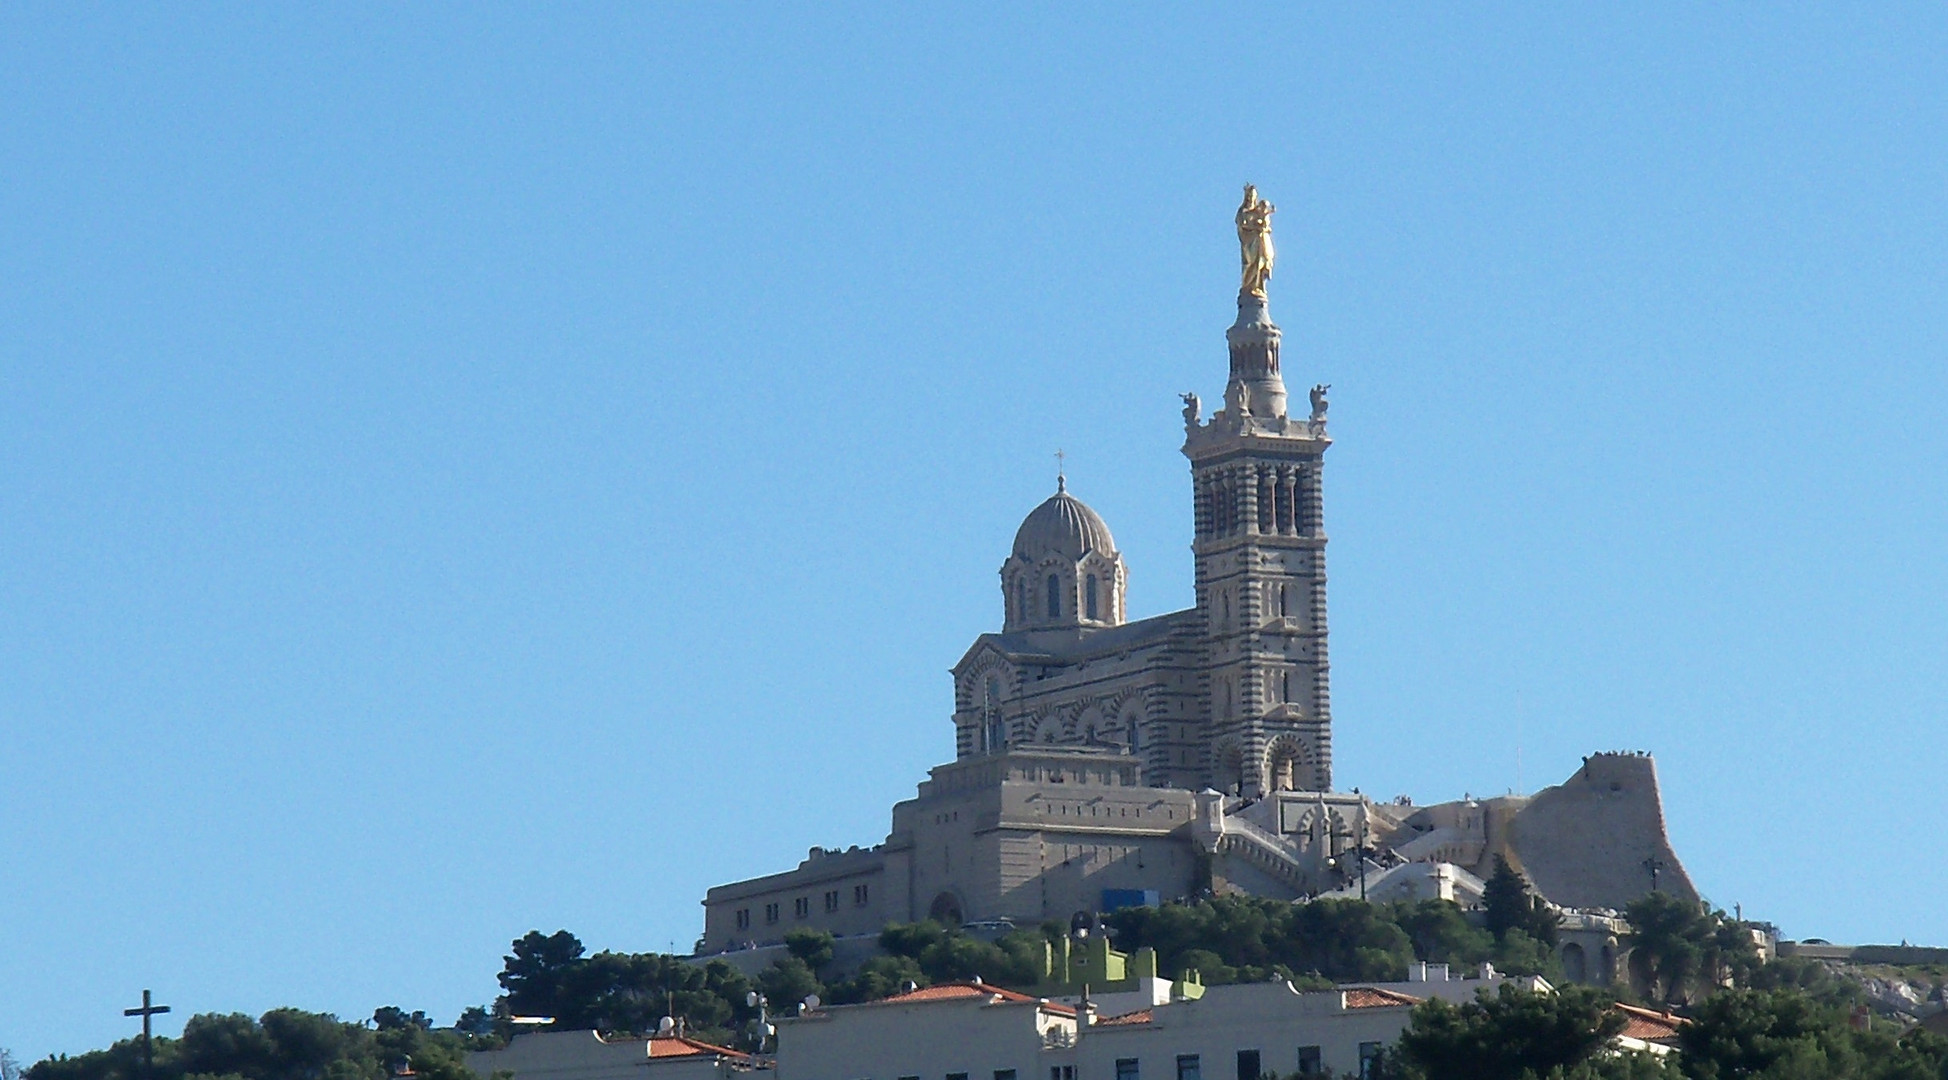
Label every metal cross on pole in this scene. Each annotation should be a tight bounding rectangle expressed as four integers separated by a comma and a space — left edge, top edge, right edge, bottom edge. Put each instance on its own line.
125, 989, 172, 1080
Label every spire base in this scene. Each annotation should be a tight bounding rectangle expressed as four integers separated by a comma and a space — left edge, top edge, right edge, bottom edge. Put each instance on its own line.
1225, 292, 1288, 419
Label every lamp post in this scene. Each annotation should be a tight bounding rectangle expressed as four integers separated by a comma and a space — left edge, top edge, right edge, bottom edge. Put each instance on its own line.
1642, 854, 1666, 894
746, 991, 771, 1053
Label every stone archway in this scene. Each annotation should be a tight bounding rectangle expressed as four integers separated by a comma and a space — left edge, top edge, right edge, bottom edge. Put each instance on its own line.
1561, 942, 1588, 984
1213, 739, 1248, 796
1264, 735, 1314, 792
928, 891, 964, 927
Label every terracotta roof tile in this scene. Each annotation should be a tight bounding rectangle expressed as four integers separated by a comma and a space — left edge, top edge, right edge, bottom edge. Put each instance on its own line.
1093, 1009, 1154, 1027
646, 1035, 751, 1060
1613, 1004, 1685, 1043
1343, 987, 1422, 1009
873, 981, 1075, 1016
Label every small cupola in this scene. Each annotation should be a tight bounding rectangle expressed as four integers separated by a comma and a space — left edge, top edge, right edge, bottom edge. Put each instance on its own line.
999, 478, 1127, 632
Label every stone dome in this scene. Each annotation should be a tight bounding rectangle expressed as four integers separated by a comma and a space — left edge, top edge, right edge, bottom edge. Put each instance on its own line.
1012, 478, 1117, 562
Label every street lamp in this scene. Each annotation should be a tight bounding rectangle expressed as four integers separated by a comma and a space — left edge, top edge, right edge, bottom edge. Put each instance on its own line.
746, 991, 773, 1052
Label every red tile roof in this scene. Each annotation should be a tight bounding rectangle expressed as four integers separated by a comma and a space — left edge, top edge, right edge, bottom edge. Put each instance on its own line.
1093, 1009, 1154, 1027
873, 981, 1076, 1016
1613, 1004, 1685, 1043
1343, 988, 1422, 1009
645, 1035, 751, 1060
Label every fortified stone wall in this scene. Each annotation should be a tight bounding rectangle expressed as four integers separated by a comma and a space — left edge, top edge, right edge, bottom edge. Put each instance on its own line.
1507, 752, 1696, 910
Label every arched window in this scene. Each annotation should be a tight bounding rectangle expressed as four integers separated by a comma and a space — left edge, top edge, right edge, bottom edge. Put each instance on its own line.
1281, 671, 1293, 703
1085, 574, 1099, 620
1279, 583, 1290, 618
1014, 579, 1026, 622
1126, 718, 1141, 752
1046, 574, 1061, 618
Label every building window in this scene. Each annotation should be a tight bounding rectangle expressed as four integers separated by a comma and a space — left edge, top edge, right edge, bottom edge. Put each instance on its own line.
1282, 670, 1293, 703
1177, 1056, 1201, 1080
996, 1071, 1018, 1080
1046, 574, 1061, 618
1235, 1051, 1260, 1080
824, 890, 839, 912
854, 883, 870, 906
764, 902, 780, 924
1085, 574, 1098, 620
794, 896, 810, 918
1015, 580, 1026, 621
1116, 1061, 1140, 1080
1358, 1043, 1383, 1080
735, 908, 750, 930
1052, 1068, 1075, 1080
949, 1074, 970, 1080
1296, 1048, 1321, 1076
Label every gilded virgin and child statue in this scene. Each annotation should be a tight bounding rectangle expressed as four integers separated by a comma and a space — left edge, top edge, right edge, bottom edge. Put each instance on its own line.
1236, 184, 1276, 299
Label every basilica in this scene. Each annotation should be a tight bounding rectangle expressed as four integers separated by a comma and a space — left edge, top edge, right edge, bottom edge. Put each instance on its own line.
699, 191, 1694, 986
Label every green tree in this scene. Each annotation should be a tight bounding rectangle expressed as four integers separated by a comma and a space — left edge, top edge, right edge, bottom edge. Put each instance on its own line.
1390, 899, 1495, 968
1281, 897, 1418, 983
1624, 895, 1759, 1006
556, 952, 754, 1038
1740, 958, 1864, 1012
1676, 988, 1948, 1080
497, 930, 586, 1019
1392, 984, 1636, 1080
1106, 895, 1419, 986
26, 1007, 481, 1080
1492, 928, 1565, 982
783, 928, 836, 974
758, 957, 823, 1014
1483, 856, 1560, 948
880, 921, 952, 960
827, 953, 928, 1005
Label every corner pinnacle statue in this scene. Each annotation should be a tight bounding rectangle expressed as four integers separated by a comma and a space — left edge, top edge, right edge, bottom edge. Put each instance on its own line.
1236, 183, 1276, 299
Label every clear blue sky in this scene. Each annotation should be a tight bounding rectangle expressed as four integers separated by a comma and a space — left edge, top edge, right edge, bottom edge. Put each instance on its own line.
4, 5, 1944, 1060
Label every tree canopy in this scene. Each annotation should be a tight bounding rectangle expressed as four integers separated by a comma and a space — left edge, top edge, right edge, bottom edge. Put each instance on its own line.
27, 1008, 476, 1080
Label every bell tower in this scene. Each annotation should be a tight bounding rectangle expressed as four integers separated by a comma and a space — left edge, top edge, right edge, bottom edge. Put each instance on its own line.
1183, 185, 1332, 797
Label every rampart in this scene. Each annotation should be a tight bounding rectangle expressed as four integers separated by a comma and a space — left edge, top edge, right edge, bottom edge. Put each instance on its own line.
1508, 752, 1697, 911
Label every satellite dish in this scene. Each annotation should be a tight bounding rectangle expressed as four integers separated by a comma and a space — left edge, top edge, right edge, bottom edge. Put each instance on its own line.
803, 994, 821, 1010
746, 991, 759, 1007
970, 975, 983, 985
657, 1016, 675, 1036
901, 980, 918, 993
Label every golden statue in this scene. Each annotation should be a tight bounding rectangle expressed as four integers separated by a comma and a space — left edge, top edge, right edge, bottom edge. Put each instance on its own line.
1236, 183, 1276, 298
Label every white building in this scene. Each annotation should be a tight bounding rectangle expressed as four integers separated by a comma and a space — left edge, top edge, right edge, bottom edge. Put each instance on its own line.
768, 978, 1418, 1080
772, 981, 1079, 1080
1081, 983, 1418, 1080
